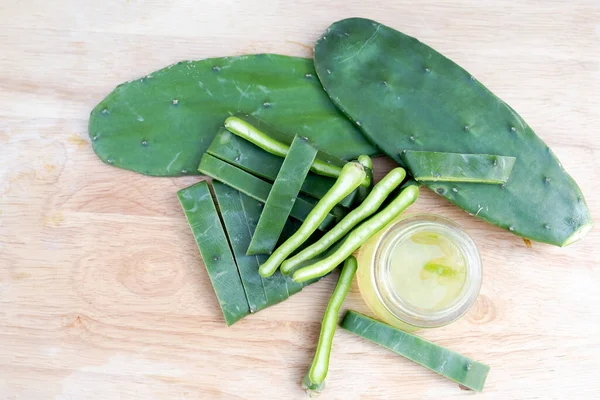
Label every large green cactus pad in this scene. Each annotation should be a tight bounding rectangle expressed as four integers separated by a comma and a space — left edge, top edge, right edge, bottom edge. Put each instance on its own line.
314, 18, 592, 246
89, 54, 378, 176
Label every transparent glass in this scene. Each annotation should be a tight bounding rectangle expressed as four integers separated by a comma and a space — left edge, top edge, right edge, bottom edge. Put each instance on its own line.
357, 214, 482, 331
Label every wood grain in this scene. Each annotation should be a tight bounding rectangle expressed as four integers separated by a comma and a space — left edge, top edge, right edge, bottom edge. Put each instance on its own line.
1, 1, 599, 399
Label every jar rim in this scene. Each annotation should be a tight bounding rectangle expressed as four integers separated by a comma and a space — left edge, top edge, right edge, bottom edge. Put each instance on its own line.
371, 213, 482, 328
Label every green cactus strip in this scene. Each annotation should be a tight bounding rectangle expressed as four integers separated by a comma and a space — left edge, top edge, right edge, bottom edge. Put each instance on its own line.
213, 182, 321, 307
212, 182, 269, 313
89, 55, 377, 177
341, 311, 490, 392
236, 192, 291, 305
314, 18, 592, 246
401, 151, 516, 184
198, 154, 335, 231
177, 181, 249, 326
225, 114, 350, 180
248, 136, 318, 255
207, 128, 357, 208
238, 190, 299, 305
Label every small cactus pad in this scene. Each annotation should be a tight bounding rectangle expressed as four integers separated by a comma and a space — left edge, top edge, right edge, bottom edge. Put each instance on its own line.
89, 54, 377, 176
314, 18, 591, 246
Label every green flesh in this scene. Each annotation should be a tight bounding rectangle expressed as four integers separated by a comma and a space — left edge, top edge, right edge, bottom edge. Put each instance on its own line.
198, 154, 336, 231
207, 128, 357, 208
401, 151, 516, 184
314, 18, 592, 246
177, 182, 249, 325
342, 311, 490, 392
89, 54, 377, 176
248, 136, 318, 255
212, 182, 269, 312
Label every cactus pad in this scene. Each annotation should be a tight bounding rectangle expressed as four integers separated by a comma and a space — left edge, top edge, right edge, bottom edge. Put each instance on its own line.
89, 54, 377, 176
314, 18, 591, 246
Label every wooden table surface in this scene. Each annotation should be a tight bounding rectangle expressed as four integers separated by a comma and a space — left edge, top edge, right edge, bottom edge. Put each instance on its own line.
1, 1, 599, 399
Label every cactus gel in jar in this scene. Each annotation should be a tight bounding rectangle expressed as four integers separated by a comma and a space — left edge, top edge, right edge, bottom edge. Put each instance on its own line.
357, 214, 482, 331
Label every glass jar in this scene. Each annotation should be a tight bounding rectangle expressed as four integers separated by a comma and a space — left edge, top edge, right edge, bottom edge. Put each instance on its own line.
356, 214, 482, 331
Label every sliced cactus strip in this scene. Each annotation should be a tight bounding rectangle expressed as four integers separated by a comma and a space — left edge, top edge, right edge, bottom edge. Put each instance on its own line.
314, 18, 592, 246
239, 193, 303, 305
401, 151, 516, 184
213, 182, 269, 313
198, 154, 335, 231
177, 181, 249, 326
213, 182, 321, 308
89, 55, 377, 176
341, 311, 490, 392
248, 136, 318, 255
207, 128, 357, 208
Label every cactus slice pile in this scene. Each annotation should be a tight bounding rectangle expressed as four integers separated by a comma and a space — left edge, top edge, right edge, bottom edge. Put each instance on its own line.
89, 17, 594, 395
89, 54, 378, 176
314, 17, 592, 246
